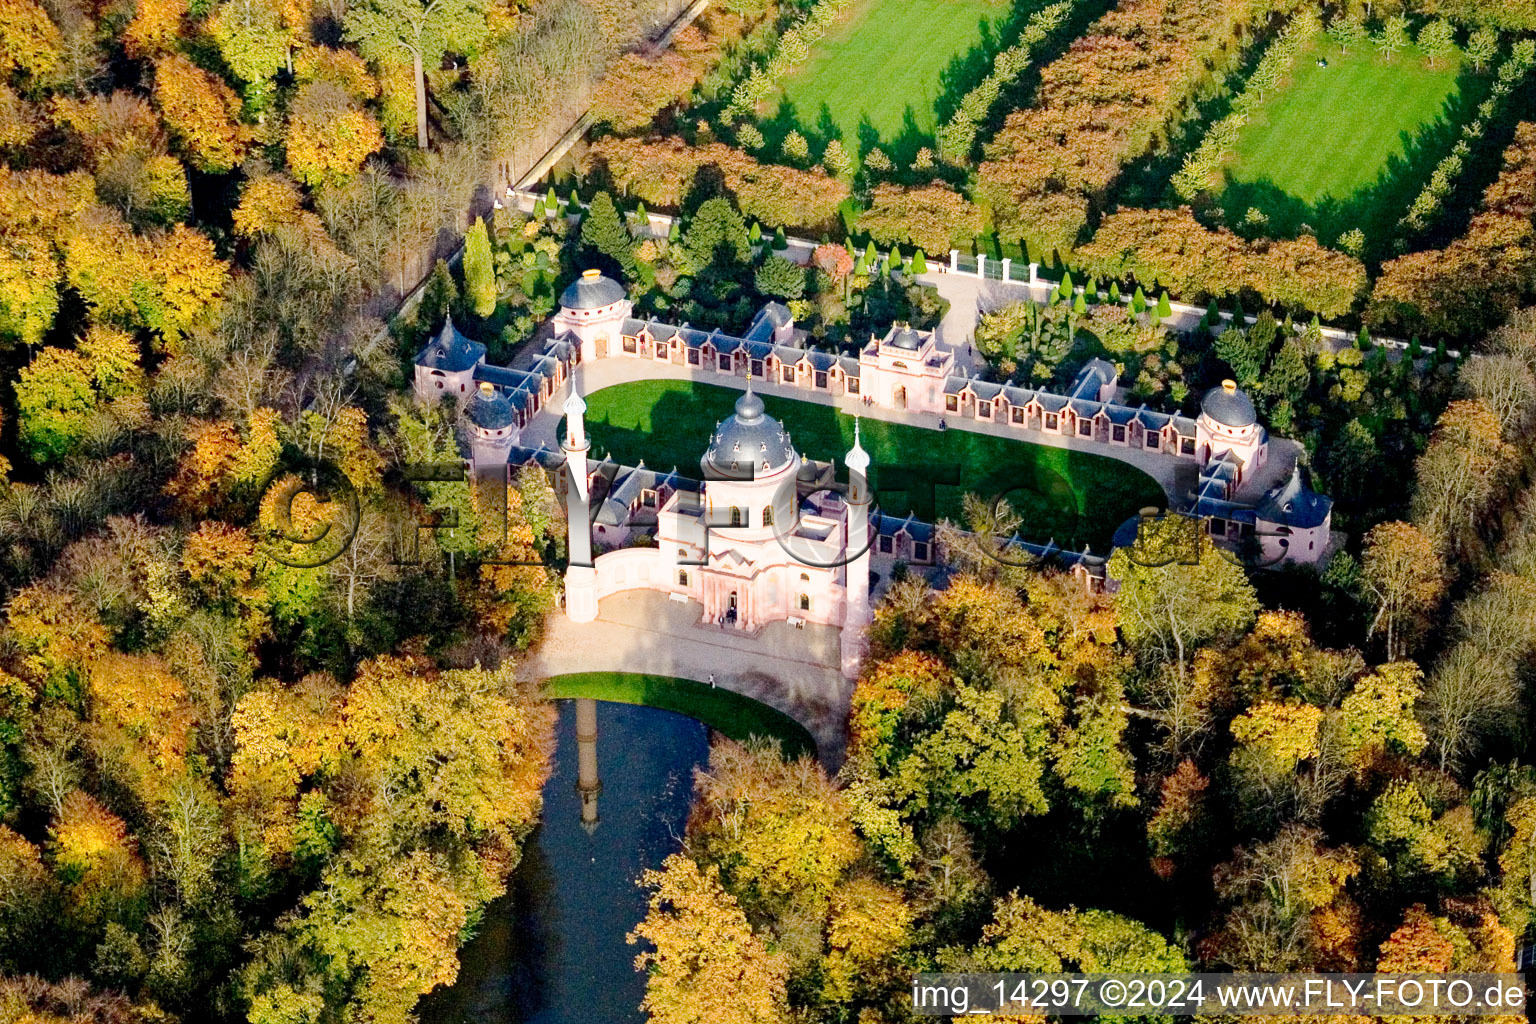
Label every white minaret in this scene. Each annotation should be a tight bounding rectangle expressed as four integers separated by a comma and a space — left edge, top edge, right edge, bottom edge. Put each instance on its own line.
840, 419, 872, 679
562, 386, 599, 622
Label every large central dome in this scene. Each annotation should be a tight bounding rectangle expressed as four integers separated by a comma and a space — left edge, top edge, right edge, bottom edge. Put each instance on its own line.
703, 383, 796, 477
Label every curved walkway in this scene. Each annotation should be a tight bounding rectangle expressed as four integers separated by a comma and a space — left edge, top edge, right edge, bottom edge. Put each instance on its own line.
525, 357, 1198, 501
522, 590, 852, 769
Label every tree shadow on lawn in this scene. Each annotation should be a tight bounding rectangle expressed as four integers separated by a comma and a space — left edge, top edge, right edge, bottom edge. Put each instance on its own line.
1213, 60, 1490, 266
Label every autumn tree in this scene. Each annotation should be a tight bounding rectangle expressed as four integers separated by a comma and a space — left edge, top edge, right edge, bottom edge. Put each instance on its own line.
1210, 825, 1359, 970
151, 54, 252, 173
345, 0, 489, 150
688, 739, 860, 919
628, 854, 790, 1024
1108, 514, 1259, 682
285, 81, 383, 187
1411, 400, 1516, 562
0, 0, 62, 83
1361, 521, 1445, 660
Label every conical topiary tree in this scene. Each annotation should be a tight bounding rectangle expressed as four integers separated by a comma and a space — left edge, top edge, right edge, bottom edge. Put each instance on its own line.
463, 216, 496, 318
910, 250, 928, 275
864, 240, 878, 266
772, 226, 788, 250
1073, 291, 1087, 316
1058, 270, 1073, 300
1156, 291, 1173, 319
1131, 285, 1147, 315
1356, 327, 1372, 350
545, 186, 557, 210
749, 221, 763, 245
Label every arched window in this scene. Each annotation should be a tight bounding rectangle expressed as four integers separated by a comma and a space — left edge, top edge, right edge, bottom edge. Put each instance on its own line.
799, 593, 811, 611
678, 569, 689, 586
730, 506, 743, 527
763, 505, 774, 526
799, 572, 810, 581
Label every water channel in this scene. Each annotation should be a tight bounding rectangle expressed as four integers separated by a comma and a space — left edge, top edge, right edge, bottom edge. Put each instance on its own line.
420, 699, 710, 1024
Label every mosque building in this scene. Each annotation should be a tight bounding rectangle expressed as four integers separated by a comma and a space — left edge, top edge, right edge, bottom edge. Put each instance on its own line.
412, 268, 1335, 667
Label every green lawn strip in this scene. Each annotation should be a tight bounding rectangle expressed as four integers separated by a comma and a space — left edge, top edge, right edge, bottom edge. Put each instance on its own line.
544, 672, 816, 758
572, 379, 1165, 550
1219, 36, 1467, 241
770, 0, 1004, 156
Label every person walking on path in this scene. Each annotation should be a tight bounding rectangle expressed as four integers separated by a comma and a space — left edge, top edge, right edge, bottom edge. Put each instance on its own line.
708, 673, 716, 688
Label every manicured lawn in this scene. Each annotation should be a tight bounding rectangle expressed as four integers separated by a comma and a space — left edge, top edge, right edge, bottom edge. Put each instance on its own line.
1218, 36, 1473, 248
573, 379, 1165, 551
769, 0, 1007, 159
544, 672, 816, 758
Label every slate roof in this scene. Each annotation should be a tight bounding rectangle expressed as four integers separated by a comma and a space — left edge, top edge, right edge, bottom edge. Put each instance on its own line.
1201, 381, 1257, 428
704, 384, 795, 474
467, 383, 516, 431
560, 269, 626, 309
417, 316, 485, 372
1256, 467, 1333, 529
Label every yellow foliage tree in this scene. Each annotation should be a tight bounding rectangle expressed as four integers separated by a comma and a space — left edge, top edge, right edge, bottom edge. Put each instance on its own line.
145, 223, 229, 341
49, 790, 148, 924
151, 53, 252, 173
284, 81, 383, 187
0, 0, 62, 82
628, 853, 790, 1024
232, 173, 305, 238
123, 0, 188, 58
294, 45, 378, 101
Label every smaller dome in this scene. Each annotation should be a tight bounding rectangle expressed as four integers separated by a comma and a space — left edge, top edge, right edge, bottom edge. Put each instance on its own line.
563, 388, 586, 417
559, 269, 626, 310
1201, 379, 1256, 428
468, 381, 516, 431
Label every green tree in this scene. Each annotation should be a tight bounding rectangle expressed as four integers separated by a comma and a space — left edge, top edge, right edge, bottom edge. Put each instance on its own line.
1467, 26, 1499, 72
345, 0, 488, 149
1215, 327, 1265, 387
781, 129, 809, 165
580, 191, 637, 281
1155, 291, 1172, 319
1375, 14, 1410, 61
1329, 12, 1367, 54
822, 138, 851, 176
682, 197, 750, 273
754, 254, 804, 300
1264, 339, 1310, 406
462, 216, 495, 318
909, 249, 928, 274
1108, 515, 1259, 683
15, 346, 96, 464
1417, 19, 1457, 67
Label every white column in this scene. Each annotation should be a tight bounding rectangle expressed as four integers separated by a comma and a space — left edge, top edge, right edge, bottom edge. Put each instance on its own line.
840, 427, 872, 679
562, 389, 598, 622
975, 254, 986, 280
949, 249, 959, 273
1029, 262, 1039, 285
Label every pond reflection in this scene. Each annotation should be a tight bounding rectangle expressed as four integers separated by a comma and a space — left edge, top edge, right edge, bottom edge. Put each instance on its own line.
421, 699, 710, 1024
